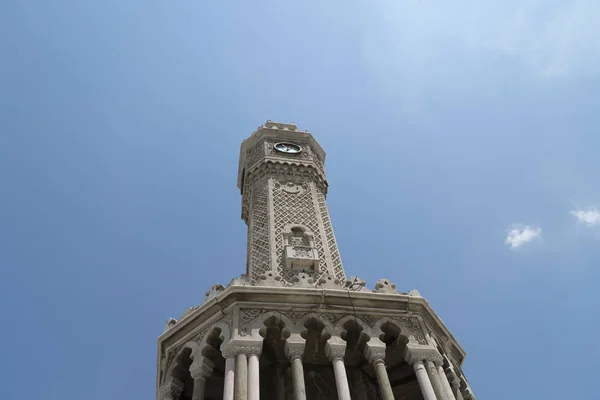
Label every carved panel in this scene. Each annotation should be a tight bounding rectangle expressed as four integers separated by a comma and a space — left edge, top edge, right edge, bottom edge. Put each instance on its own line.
272, 177, 328, 284
315, 190, 345, 282
248, 178, 271, 282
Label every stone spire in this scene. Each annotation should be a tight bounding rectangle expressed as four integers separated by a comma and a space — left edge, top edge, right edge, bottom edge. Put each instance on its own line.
237, 121, 345, 287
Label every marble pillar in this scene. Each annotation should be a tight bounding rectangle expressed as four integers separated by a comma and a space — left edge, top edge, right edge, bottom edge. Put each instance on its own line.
234, 353, 247, 400
326, 339, 351, 400
364, 340, 394, 400
413, 361, 438, 400
285, 336, 307, 400
247, 353, 260, 400
223, 357, 236, 400
426, 361, 447, 400
190, 358, 214, 400
437, 365, 456, 400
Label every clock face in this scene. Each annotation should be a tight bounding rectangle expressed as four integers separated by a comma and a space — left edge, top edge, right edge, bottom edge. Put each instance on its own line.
274, 142, 302, 154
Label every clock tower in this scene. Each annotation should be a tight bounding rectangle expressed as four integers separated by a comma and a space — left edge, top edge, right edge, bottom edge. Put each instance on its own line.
157, 121, 476, 400
238, 121, 344, 287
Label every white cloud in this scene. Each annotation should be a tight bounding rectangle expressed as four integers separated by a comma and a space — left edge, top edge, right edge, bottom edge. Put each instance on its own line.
505, 225, 542, 249
570, 208, 600, 226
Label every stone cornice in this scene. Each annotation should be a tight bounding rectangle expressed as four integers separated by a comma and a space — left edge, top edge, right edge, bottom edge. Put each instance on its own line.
157, 284, 466, 365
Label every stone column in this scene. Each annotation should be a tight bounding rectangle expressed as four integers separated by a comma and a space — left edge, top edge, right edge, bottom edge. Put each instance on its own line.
426, 361, 447, 400
247, 351, 261, 400
364, 339, 394, 400
285, 335, 307, 400
222, 356, 236, 400
159, 378, 184, 400
325, 338, 351, 400
234, 353, 247, 400
413, 361, 438, 400
190, 358, 215, 400
405, 347, 444, 400
437, 365, 456, 400
446, 367, 464, 400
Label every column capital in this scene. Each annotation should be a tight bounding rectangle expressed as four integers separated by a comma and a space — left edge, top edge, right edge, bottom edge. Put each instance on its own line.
325, 337, 347, 362
159, 378, 184, 400
221, 340, 263, 358
190, 358, 215, 380
404, 346, 443, 366
285, 336, 306, 361
364, 339, 387, 365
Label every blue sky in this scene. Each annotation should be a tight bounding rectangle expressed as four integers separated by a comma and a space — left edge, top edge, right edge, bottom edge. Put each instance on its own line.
1, 1, 599, 399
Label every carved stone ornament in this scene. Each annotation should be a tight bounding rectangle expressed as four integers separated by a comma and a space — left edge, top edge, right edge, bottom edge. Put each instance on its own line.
205, 283, 225, 301
285, 340, 306, 360
223, 341, 263, 357
407, 289, 421, 297
291, 272, 316, 288
374, 278, 399, 294
190, 358, 215, 380
164, 317, 177, 332
316, 274, 342, 289
405, 346, 443, 365
325, 341, 346, 361
345, 276, 368, 291
364, 343, 386, 364
395, 316, 427, 345
254, 271, 283, 287
159, 378, 184, 400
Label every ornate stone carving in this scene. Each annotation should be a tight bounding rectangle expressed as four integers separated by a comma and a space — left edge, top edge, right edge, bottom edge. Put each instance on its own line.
255, 271, 284, 287
374, 278, 398, 294
205, 284, 225, 301
316, 274, 342, 289
364, 344, 386, 364
395, 316, 427, 345
280, 310, 306, 323
190, 358, 215, 380
246, 140, 265, 168
165, 344, 183, 372
284, 339, 306, 360
405, 346, 443, 365
248, 178, 271, 283
159, 378, 184, 400
164, 318, 177, 332
315, 190, 345, 282
291, 272, 316, 288
325, 341, 346, 361
345, 276, 367, 291
407, 289, 421, 297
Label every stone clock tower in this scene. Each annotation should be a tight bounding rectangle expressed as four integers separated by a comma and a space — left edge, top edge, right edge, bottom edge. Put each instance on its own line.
156, 121, 476, 400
